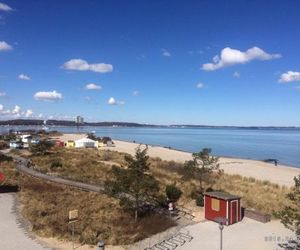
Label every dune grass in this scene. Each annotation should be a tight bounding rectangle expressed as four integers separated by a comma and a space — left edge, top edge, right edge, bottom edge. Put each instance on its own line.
4, 146, 291, 246
29, 148, 292, 216
18, 174, 176, 246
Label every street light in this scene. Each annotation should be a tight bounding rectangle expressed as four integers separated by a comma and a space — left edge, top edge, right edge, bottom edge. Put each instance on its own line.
215, 217, 228, 250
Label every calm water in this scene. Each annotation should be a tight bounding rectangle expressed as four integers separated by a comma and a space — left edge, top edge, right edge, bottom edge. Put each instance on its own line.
1, 126, 300, 168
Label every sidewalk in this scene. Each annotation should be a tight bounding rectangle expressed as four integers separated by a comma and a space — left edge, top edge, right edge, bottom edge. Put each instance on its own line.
0, 193, 49, 250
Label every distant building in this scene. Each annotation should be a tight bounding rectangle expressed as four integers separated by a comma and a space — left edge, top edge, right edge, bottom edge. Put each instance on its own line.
75, 138, 96, 148
76, 116, 84, 124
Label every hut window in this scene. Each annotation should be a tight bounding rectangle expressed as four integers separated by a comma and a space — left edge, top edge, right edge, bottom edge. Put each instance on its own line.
211, 198, 220, 211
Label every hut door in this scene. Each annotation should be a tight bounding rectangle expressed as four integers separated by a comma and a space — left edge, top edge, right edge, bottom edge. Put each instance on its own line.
231, 200, 238, 224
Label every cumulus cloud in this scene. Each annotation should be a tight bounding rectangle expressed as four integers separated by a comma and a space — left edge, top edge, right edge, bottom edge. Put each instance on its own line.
0, 104, 4, 111
0, 2, 12, 12
18, 74, 31, 80
12, 105, 20, 114
162, 49, 171, 57
62, 59, 113, 73
85, 83, 102, 90
278, 71, 300, 83
0, 91, 6, 97
25, 109, 33, 117
0, 41, 13, 51
108, 97, 125, 105
202, 47, 281, 71
133, 90, 139, 96
34, 90, 63, 102
196, 82, 205, 89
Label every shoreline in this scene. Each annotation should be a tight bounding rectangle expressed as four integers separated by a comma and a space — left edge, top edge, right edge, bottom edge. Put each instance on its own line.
109, 139, 300, 187
57, 133, 300, 187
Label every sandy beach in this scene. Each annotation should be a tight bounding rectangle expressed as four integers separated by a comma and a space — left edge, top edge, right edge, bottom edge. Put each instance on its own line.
57, 134, 300, 187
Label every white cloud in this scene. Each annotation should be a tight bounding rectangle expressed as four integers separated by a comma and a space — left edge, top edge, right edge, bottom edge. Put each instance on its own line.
25, 109, 33, 117
108, 97, 125, 105
85, 83, 102, 90
202, 47, 281, 71
12, 105, 20, 114
233, 71, 240, 78
162, 49, 171, 57
133, 90, 139, 96
278, 71, 300, 83
0, 91, 6, 97
196, 82, 205, 89
0, 2, 12, 12
0, 41, 13, 51
34, 90, 63, 102
0, 104, 4, 111
18, 74, 31, 80
62, 59, 113, 73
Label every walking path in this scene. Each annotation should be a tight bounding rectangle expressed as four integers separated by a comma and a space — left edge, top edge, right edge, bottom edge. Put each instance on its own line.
0, 193, 50, 250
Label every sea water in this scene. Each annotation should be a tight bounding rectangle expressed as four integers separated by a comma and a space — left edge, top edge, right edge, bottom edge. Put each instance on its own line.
1, 126, 300, 168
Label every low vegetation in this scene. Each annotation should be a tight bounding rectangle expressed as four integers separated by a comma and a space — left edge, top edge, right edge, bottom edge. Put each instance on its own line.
19, 176, 175, 245
275, 175, 300, 237
2, 145, 293, 246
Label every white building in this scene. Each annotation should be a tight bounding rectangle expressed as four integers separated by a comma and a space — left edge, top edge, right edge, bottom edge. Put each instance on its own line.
20, 135, 32, 143
75, 138, 96, 148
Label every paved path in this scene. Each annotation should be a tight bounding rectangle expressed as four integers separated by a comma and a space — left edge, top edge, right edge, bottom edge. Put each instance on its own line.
177, 218, 294, 250
0, 193, 50, 250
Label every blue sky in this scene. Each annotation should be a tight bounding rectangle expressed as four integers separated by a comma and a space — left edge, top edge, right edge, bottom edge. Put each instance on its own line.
0, 0, 300, 126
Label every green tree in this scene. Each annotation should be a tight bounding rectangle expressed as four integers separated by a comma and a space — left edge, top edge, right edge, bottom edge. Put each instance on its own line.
165, 185, 182, 202
183, 148, 220, 193
30, 140, 53, 155
275, 175, 300, 237
105, 146, 159, 222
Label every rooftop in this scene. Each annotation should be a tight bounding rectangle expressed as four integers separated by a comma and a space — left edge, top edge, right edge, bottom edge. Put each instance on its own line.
204, 191, 241, 200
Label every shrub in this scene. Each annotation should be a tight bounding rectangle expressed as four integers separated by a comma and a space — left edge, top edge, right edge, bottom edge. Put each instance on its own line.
0, 154, 13, 162
165, 185, 182, 202
196, 194, 204, 207
206, 187, 214, 192
50, 159, 63, 170
30, 140, 54, 155
0, 141, 9, 150
156, 194, 168, 207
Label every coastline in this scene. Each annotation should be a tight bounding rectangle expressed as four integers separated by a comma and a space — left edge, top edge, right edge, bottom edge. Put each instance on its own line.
56, 133, 300, 187
109, 139, 300, 187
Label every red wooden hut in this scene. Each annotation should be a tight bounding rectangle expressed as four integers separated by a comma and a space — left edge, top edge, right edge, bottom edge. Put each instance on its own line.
204, 191, 242, 225
55, 140, 64, 147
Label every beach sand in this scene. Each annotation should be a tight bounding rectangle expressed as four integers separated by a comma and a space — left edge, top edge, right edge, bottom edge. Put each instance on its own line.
57, 134, 300, 187
109, 139, 300, 187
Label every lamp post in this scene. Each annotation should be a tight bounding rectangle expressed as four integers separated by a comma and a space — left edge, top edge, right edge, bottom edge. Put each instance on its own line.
215, 217, 227, 250
219, 221, 224, 250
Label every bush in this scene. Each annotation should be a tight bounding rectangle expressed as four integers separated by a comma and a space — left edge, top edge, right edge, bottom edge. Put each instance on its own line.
30, 140, 53, 155
165, 185, 182, 202
156, 194, 168, 207
50, 159, 63, 170
0, 154, 13, 163
0, 141, 9, 150
206, 187, 214, 192
196, 194, 204, 207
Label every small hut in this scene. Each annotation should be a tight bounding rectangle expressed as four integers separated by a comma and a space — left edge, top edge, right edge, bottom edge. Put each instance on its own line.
75, 138, 97, 148
65, 140, 75, 148
204, 191, 242, 225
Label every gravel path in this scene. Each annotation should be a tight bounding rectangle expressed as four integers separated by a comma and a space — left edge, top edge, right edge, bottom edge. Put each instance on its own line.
0, 193, 50, 250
